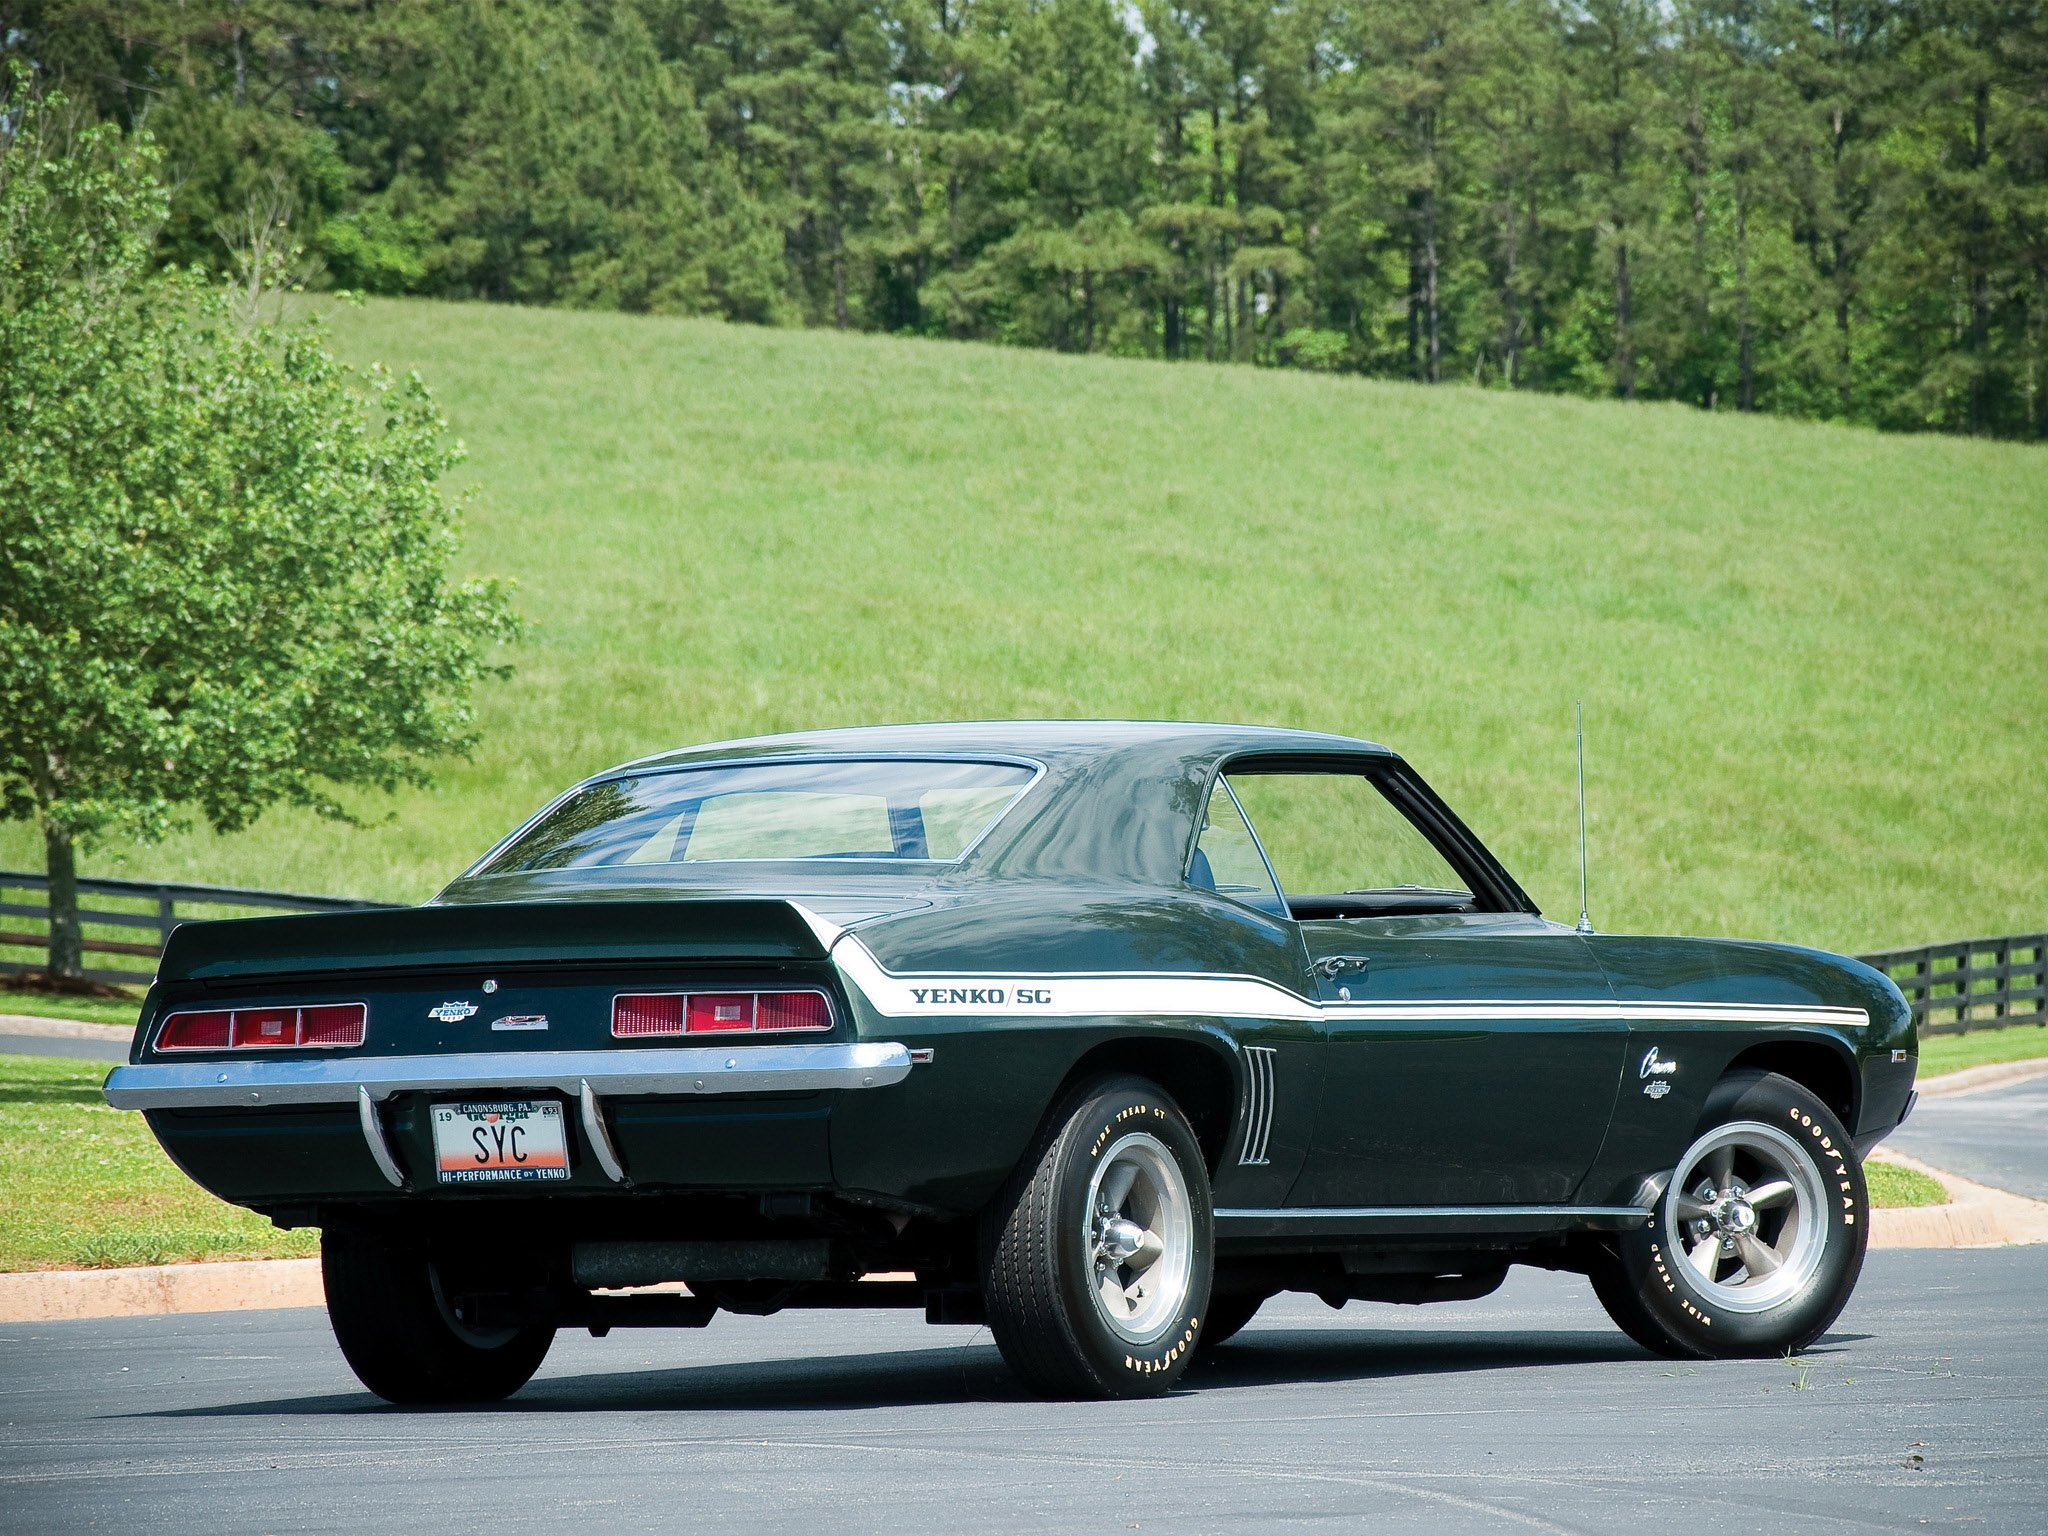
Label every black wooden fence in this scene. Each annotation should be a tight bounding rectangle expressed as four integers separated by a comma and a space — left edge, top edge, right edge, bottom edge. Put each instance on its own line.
1854, 932, 2048, 1037
1, 865, 2042, 1034
0, 870, 397, 991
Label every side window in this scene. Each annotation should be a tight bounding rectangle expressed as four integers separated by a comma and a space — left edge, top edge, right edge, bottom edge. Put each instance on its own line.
1225, 771, 1472, 911
1189, 778, 1283, 915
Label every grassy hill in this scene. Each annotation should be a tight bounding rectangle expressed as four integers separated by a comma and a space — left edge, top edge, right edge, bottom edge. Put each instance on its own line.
5, 299, 2043, 955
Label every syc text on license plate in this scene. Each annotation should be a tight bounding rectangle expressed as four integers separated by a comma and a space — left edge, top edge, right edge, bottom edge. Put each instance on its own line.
432, 1100, 569, 1183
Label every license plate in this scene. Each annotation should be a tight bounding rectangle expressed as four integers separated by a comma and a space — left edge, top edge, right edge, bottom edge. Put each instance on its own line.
432, 1100, 570, 1184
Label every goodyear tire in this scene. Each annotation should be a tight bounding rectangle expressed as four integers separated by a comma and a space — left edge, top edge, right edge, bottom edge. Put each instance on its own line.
981, 1076, 1214, 1398
323, 1229, 555, 1404
1590, 1071, 1867, 1360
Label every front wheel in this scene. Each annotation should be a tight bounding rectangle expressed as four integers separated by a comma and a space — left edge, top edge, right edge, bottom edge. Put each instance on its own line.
323, 1229, 556, 1404
1591, 1071, 1867, 1359
982, 1076, 1214, 1398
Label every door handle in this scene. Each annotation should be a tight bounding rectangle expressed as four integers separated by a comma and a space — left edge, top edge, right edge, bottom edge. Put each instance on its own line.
1314, 955, 1371, 980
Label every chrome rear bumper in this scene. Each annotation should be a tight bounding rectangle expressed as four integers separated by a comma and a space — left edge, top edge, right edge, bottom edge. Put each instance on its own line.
102, 1042, 913, 1111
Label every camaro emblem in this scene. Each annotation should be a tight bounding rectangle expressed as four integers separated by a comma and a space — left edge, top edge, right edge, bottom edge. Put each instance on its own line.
1640, 1046, 1678, 1097
490, 1015, 549, 1031
429, 1001, 479, 1023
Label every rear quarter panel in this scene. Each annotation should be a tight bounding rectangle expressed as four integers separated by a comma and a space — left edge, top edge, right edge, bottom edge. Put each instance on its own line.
825, 891, 1315, 1213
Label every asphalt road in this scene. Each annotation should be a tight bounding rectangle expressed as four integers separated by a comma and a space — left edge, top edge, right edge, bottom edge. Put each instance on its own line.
3, 1247, 2041, 1534
1893, 1076, 2048, 1201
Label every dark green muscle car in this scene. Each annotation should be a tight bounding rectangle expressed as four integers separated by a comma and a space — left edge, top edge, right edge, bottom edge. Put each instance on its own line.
105, 722, 1917, 1402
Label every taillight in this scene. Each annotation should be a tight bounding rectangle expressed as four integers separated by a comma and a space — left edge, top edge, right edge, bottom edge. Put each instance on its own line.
687, 994, 754, 1032
232, 1008, 295, 1048
155, 1010, 230, 1051
157, 1003, 366, 1052
612, 990, 833, 1038
301, 1005, 368, 1047
756, 991, 831, 1032
612, 995, 682, 1036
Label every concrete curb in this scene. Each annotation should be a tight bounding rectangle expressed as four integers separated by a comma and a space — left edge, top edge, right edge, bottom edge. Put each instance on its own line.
1865, 1148, 2048, 1249
0, 1258, 323, 1324
1916, 1055, 2048, 1097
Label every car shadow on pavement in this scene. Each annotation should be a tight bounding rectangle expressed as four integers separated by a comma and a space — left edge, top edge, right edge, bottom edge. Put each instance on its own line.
128, 1325, 1659, 1419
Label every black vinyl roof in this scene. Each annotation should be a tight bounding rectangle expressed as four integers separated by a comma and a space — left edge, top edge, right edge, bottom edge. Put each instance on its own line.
443, 721, 1419, 900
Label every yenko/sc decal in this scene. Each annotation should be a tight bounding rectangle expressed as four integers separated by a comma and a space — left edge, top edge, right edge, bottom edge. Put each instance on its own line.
906, 986, 1053, 1005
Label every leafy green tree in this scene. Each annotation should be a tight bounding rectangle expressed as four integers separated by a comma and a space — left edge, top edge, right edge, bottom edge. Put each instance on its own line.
1775, 0, 1901, 421
8, 0, 2048, 436
1560, 0, 1670, 399
0, 82, 521, 985
1323, 0, 1494, 383
949, 0, 1156, 351
1882, 0, 2048, 432
1461, 0, 1569, 389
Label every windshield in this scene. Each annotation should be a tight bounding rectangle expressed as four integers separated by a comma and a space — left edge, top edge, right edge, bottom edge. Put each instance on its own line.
478, 759, 1038, 874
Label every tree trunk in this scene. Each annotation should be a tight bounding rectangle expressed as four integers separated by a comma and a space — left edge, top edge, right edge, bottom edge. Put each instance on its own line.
1205, 255, 1217, 360
1406, 204, 1422, 379
1834, 245, 1852, 417
44, 818, 84, 983
1829, 84, 1852, 415
1736, 184, 1754, 412
831, 177, 850, 331
1687, 108, 1711, 385
1424, 186, 1441, 385
1527, 175, 1545, 385
1210, 106, 1224, 208
1501, 176, 1520, 389
1613, 230, 1635, 399
2033, 260, 2046, 438
1967, 82, 1991, 433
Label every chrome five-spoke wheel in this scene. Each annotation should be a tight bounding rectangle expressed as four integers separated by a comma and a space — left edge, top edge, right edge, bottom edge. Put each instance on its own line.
1083, 1131, 1195, 1345
983, 1077, 1213, 1396
1662, 1120, 1828, 1314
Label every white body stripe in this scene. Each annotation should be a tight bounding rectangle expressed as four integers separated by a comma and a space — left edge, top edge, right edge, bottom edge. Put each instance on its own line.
812, 921, 1869, 1031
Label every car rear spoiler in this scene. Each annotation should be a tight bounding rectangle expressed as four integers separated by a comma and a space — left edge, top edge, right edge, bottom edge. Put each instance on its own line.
156, 899, 833, 985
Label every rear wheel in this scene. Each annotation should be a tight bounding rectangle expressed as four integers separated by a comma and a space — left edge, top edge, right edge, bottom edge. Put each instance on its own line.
982, 1076, 1213, 1398
1590, 1072, 1867, 1360
322, 1229, 556, 1404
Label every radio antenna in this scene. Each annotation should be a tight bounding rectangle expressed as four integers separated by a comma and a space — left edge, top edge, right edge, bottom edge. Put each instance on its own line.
1574, 701, 1594, 935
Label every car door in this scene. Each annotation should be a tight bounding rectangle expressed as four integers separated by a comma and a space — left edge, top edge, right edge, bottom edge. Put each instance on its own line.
1223, 761, 1627, 1207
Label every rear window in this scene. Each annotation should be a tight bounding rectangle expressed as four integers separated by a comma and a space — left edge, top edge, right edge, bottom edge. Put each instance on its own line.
479, 759, 1037, 873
